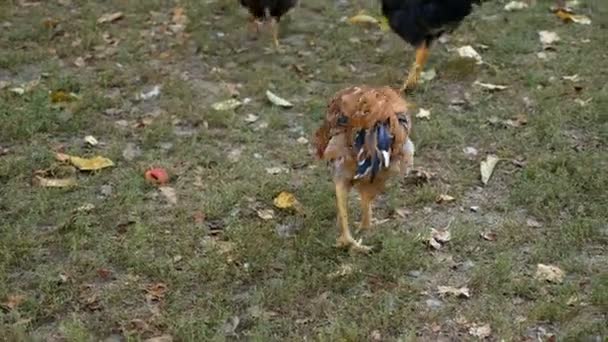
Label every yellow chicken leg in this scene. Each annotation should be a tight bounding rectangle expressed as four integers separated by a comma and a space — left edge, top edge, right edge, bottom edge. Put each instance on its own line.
402, 42, 430, 92
358, 192, 373, 233
269, 17, 280, 49
335, 182, 371, 254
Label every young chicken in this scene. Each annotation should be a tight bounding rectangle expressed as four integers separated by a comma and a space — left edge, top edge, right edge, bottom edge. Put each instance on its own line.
239, 0, 298, 48
381, 0, 481, 91
314, 86, 415, 253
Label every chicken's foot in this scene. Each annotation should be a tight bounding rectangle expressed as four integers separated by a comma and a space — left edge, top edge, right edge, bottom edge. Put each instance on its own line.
402, 42, 429, 92
269, 17, 280, 49
335, 182, 371, 254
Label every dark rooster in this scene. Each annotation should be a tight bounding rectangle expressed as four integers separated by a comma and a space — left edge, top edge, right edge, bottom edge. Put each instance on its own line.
381, 0, 481, 91
314, 86, 415, 253
239, 0, 298, 48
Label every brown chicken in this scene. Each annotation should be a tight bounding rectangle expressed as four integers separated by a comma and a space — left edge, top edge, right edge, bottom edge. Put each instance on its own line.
314, 86, 415, 253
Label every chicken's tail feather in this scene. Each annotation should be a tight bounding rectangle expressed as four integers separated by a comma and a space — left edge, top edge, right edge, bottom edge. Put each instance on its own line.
353, 120, 393, 181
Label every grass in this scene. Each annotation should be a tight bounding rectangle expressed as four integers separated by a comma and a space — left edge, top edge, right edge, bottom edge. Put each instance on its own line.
0, 0, 607, 340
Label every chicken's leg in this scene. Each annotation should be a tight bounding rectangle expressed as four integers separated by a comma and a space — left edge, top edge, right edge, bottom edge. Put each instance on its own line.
358, 191, 374, 233
335, 181, 371, 253
269, 17, 280, 48
402, 42, 430, 92
248, 15, 263, 38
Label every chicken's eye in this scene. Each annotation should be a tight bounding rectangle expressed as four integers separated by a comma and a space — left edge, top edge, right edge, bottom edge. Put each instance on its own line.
337, 115, 348, 126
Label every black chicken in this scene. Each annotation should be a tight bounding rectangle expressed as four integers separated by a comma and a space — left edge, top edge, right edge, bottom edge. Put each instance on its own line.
381, 0, 482, 91
239, 0, 298, 48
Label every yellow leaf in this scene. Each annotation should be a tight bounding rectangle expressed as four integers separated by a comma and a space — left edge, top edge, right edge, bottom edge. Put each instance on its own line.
348, 11, 389, 31
555, 8, 591, 25
273, 191, 303, 213
56, 153, 114, 171
50, 90, 77, 103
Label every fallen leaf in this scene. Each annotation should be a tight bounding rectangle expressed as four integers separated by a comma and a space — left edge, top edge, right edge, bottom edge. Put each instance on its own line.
480, 154, 500, 185
562, 74, 581, 82
463, 146, 478, 159
539, 30, 560, 48
420, 69, 437, 83
327, 264, 354, 279
431, 228, 451, 243
416, 108, 431, 120
50, 90, 77, 103
139, 85, 161, 100
370, 330, 382, 342
74, 56, 86, 68
97, 268, 112, 280
33, 175, 77, 188
257, 209, 275, 220
435, 194, 455, 204
1, 294, 25, 310
394, 208, 411, 218
437, 285, 470, 298
84, 135, 98, 146
222, 316, 240, 336
159, 186, 177, 205
145, 335, 173, 342
554, 8, 591, 25
504, 1, 528, 11
273, 191, 303, 214
474, 81, 508, 92
266, 90, 293, 108
97, 12, 123, 24
535, 264, 565, 283
145, 168, 169, 185
505, 113, 528, 128
347, 11, 389, 31
456, 45, 483, 64
9, 87, 25, 95
56, 153, 114, 171
244, 113, 258, 123
574, 98, 592, 107
297, 137, 309, 144
526, 218, 543, 228
145, 283, 168, 301
480, 231, 497, 241
469, 323, 492, 338
265, 166, 289, 175
212, 99, 242, 111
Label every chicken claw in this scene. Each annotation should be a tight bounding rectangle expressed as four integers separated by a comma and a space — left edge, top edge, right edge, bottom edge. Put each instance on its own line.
336, 235, 372, 254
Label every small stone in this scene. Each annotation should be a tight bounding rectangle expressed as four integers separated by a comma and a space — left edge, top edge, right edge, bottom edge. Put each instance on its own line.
407, 270, 422, 278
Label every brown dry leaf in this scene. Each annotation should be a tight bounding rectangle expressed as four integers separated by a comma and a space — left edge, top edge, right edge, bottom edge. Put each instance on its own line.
145, 335, 173, 342
535, 264, 565, 283
480, 154, 500, 185
435, 194, 455, 204
97, 12, 123, 24
33, 175, 77, 188
469, 323, 492, 338
159, 186, 178, 205
145, 283, 168, 301
480, 231, 497, 241
273, 191, 303, 214
1, 294, 25, 310
193, 211, 206, 225
554, 8, 591, 25
256, 209, 275, 221
437, 285, 470, 298
56, 153, 114, 171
